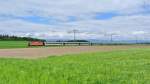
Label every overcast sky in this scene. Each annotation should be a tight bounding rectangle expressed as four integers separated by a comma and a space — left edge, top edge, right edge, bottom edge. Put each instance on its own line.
0, 0, 150, 40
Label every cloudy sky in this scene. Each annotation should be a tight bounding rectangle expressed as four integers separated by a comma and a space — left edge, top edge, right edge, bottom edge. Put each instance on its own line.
0, 0, 150, 40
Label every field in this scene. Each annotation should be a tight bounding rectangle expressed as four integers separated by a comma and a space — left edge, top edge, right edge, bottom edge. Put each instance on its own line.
0, 41, 150, 84
0, 47, 150, 84
0, 45, 150, 58
0, 41, 28, 49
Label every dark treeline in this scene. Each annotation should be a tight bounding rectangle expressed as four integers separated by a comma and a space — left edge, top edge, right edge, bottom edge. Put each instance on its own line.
0, 35, 45, 41
56, 40, 89, 42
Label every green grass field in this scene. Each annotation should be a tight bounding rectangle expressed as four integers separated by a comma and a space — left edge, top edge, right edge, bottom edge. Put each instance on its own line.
0, 48, 149, 84
0, 41, 28, 49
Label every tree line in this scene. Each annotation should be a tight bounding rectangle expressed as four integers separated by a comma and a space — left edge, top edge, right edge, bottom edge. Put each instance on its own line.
0, 35, 45, 41
56, 40, 89, 42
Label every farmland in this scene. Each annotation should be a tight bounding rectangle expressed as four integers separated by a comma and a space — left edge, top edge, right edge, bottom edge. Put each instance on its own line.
0, 41, 28, 49
0, 48, 150, 84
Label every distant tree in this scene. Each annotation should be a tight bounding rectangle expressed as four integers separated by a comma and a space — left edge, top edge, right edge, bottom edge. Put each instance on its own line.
67, 40, 89, 42
55, 40, 89, 42
0, 34, 45, 41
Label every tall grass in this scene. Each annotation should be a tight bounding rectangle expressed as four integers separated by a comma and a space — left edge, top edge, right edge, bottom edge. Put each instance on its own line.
0, 49, 150, 84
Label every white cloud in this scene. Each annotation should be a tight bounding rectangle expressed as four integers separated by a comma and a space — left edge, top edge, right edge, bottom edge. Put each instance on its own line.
0, 0, 150, 40
132, 31, 147, 35
0, 0, 147, 17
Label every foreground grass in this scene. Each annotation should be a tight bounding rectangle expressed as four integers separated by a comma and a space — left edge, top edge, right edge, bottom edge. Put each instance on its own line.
0, 49, 150, 84
0, 41, 28, 49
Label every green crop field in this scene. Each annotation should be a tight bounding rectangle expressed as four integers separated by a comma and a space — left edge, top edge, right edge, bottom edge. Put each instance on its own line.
0, 48, 150, 84
0, 41, 28, 49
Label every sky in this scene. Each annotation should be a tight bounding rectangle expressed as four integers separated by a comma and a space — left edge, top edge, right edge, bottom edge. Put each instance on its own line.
0, 0, 150, 40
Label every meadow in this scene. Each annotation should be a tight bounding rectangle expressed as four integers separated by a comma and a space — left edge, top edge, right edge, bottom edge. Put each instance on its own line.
0, 48, 149, 84
0, 41, 28, 49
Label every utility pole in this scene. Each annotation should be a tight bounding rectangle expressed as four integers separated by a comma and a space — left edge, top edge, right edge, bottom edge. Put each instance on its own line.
73, 29, 77, 41
143, 0, 149, 9
135, 36, 138, 44
68, 29, 79, 41
110, 34, 113, 42
104, 32, 117, 43
110, 34, 116, 42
